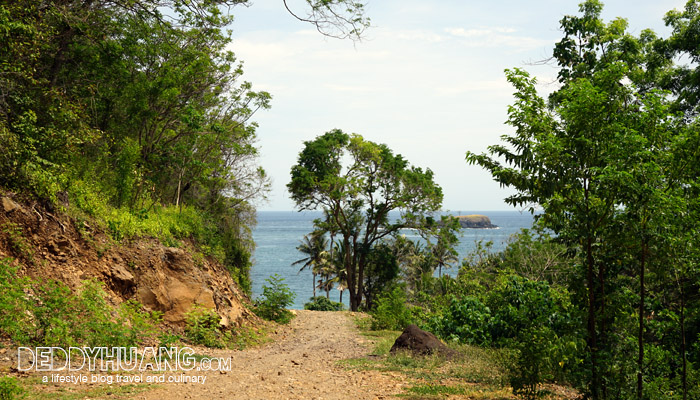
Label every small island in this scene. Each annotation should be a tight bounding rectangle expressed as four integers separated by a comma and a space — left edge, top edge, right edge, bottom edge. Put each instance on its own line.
455, 214, 498, 229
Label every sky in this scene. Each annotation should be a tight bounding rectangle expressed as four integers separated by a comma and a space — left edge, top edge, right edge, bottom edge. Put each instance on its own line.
226, 0, 686, 211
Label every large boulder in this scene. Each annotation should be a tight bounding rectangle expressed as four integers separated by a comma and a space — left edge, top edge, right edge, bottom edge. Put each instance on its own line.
455, 214, 497, 229
390, 324, 457, 358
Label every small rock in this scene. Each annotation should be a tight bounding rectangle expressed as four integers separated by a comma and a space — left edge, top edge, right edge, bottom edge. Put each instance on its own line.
1, 197, 22, 213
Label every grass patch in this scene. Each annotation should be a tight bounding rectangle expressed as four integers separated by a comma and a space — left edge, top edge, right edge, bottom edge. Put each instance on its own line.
343, 313, 574, 399
25, 377, 153, 400
401, 383, 513, 400
359, 329, 399, 356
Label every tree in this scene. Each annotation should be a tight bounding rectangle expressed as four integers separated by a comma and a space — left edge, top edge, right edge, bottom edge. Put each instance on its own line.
392, 236, 435, 296
363, 242, 399, 310
466, 62, 686, 400
292, 232, 329, 297
283, 0, 370, 41
428, 217, 461, 278
288, 129, 443, 311
465, 1, 700, 396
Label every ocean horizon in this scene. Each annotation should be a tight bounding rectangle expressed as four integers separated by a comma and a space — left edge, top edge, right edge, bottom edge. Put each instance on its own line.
251, 210, 535, 309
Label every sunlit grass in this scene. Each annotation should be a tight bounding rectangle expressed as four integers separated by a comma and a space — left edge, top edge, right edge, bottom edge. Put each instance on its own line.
343, 313, 577, 399
21, 375, 154, 400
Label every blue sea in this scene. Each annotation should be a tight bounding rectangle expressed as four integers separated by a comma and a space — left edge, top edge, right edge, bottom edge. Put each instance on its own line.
251, 210, 535, 309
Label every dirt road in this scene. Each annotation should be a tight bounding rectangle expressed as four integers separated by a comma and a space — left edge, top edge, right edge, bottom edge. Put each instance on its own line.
141, 310, 403, 400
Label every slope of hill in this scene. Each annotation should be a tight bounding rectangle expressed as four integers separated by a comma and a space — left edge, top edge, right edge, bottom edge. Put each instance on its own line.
0, 192, 256, 329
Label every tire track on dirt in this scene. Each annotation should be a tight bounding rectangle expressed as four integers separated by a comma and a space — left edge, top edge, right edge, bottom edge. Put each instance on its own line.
141, 310, 402, 400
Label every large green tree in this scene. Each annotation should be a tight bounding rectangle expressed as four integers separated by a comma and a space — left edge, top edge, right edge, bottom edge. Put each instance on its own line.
288, 129, 443, 311
466, 1, 700, 398
0, 0, 371, 291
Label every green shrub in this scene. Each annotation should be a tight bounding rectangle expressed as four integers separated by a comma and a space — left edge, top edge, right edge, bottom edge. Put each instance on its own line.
184, 306, 227, 348
0, 376, 24, 400
117, 299, 163, 345
304, 296, 345, 311
31, 279, 161, 348
428, 295, 492, 345
508, 326, 557, 400
68, 179, 108, 218
254, 274, 295, 324
0, 259, 33, 343
158, 333, 182, 350
0, 262, 160, 348
0, 224, 33, 261
371, 286, 413, 331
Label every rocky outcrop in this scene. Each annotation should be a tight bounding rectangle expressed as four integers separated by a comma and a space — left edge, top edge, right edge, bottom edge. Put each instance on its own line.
390, 324, 457, 358
455, 214, 498, 229
0, 193, 257, 329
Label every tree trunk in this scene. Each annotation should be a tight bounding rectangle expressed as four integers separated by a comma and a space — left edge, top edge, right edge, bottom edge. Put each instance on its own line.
312, 272, 317, 297
586, 236, 600, 400
637, 238, 646, 400
680, 285, 687, 400
598, 250, 607, 400
355, 245, 368, 311
345, 235, 358, 311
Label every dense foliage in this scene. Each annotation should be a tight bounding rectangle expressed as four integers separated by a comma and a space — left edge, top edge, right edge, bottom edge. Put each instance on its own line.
254, 274, 296, 324
303, 296, 345, 311
352, 6, 700, 399
0, 258, 161, 347
288, 130, 448, 311
0, 0, 277, 291
462, 1, 700, 398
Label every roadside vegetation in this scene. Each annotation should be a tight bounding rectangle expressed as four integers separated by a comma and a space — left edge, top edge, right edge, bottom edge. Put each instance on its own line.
253, 274, 297, 324
1, 0, 700, 399
0, 258, 161, 348
346, 315, 574, 400
291, 2, 700, 399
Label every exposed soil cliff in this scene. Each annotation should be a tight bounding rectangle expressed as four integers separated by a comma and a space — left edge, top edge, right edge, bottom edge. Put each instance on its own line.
0, 193, 256, 329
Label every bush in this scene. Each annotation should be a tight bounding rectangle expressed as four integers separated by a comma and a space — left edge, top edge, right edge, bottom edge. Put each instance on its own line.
304, 296, 345, 311
429, 295, 492, 345
254, 274, 295, 324
0, 223, 33, 261
371, 286, 413, 331
184, 306, 228, 348
0, 260, 160, 348
0, 259, 32, 343
0, 376, 24, 400
508, 326, 558, 400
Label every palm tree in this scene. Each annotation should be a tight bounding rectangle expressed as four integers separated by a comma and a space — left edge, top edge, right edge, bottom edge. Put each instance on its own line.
314, 240, 352, 300
432, 238, 459, 278
392, 236, 429, 294
316, 254, 335, 298
292, 232, 328, 297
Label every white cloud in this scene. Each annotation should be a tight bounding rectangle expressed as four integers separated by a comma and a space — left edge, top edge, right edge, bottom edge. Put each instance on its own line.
444, 26, 553, 51
445, 27, 516, 37
435, 79, 512, 95
392, 29, 445, 43
323, 84, 380, 93
229, 0, 678, 211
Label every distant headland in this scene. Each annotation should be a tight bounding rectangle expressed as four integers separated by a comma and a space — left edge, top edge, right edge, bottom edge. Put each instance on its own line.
455, 214, 498, 229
